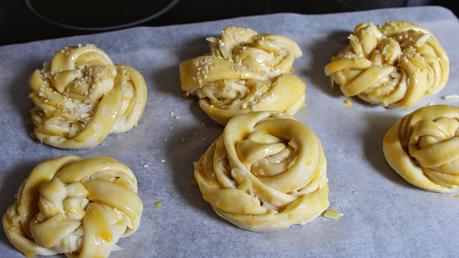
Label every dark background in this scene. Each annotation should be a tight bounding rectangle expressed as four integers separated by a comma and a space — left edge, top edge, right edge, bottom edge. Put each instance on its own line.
1, 0, 458, 46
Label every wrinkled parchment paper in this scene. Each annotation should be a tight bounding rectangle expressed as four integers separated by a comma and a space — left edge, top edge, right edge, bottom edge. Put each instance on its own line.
0, 6, 458, 258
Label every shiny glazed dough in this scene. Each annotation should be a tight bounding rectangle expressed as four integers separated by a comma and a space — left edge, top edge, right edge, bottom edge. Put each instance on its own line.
325, 20, 449, 108
383, 105, 459, 192
3, 155, 143, 257
29, 45, 148, 149
194, 112, 329, 231
180, 27, 306, 125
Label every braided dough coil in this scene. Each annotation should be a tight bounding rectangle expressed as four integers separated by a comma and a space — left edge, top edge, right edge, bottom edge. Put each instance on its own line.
194, 112, 329, 231
325, 20, 449, 108
3, 155, 143, 257
180, 27, 306, 125
30, 45, 148, 149
383, 105, 459, 192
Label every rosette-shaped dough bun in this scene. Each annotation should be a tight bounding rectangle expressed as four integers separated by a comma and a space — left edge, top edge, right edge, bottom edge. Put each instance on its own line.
29, 45, 148, 149
194, 112, 329, 231
325, 20, 449, 108
180, 27, 306, 125
383, 105, 459, 192
3, 155, 143, 257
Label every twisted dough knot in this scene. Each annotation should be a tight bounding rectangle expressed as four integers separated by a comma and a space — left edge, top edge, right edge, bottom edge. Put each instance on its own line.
384, 105, 459, 192
30, 45, 148, 149
325, 20, 449, 108
3, 156, 143, 257
180, 26, 305, 125
195, 112, 329, 231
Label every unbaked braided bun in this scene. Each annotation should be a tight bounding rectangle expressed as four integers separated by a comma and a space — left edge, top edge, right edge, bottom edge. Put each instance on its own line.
3, 155, 143, 257
29, 45, 148, 149
384, 105, 459, 192
180, 27, 306, 125
325, 20, 449, 108
194, 112, 329, 231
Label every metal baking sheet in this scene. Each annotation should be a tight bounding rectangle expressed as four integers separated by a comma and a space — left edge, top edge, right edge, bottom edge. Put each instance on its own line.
0, 6, 458, 258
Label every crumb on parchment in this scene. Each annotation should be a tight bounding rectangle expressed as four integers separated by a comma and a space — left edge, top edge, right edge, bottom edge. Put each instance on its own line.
442, 94, 459, 102
322, 209, 343, 220
344, 99, 352, 107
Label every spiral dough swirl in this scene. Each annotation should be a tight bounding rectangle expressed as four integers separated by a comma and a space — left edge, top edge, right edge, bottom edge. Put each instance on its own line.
3, 155, 143, 257
325, 20, 449, 108
29, 45, 148, 149
383, 105, 459, 192
180, 27, 306, 125
194, 112, 329, 231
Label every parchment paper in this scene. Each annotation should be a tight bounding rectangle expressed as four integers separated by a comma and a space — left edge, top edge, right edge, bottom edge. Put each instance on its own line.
0, 6, 458, 258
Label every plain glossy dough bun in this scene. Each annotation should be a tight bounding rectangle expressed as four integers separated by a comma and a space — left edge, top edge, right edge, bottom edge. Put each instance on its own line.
383, 105, 459, 192
3, 155, 143, 258
194, 111, 329, 231
29, 45, 148, 149
180, 26, 306, 125
325, 20, 449, 108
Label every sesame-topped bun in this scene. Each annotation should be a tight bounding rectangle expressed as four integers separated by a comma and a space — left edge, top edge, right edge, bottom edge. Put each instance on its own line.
29, 45, 148, 149
325, 20, 449, 108
179, 26, 306, 125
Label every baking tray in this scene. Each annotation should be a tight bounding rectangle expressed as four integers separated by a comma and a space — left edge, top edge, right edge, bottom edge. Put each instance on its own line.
0, 6, 458, 258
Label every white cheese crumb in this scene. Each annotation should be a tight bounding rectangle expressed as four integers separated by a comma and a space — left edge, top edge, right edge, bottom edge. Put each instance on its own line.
160, 159, 166, 163
143, 164, 149, 168
169, 112, 175, 116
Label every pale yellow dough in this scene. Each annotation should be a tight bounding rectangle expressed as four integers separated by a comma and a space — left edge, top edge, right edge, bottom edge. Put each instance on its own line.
180, 26, 306, 125
3, 155, 143, 257
383, 105, 459, 192
194, 112, 329, 231
325, 20, 449, 108
29, 45, 148, 149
